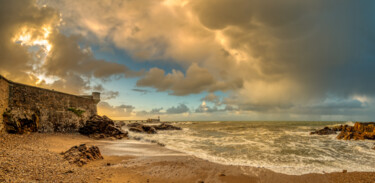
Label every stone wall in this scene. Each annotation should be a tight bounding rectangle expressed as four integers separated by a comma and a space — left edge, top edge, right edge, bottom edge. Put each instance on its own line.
0, 76, 9, 132
0, 76, 100, 133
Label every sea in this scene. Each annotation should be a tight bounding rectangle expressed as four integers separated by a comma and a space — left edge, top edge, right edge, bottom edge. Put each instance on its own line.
121, 121, 375, 175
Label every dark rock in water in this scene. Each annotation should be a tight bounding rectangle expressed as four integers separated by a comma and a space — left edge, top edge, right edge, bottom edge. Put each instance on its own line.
310, 127, 337, 135
3, 109, 39, 134
331, 125, 347, 131
61, 144, 103, 166
116, 121, 126, 127
127, 122, 142, 127
154, 123, 182, 130
79, 115, 128, 139
128, 123, 157, 134
336, 122, 375, 140
127, 122, 181, 134
142, 126, 157, 134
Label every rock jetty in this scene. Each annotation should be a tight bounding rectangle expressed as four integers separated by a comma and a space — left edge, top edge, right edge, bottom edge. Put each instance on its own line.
62, 144, 103, 167
311, 122, 375, 140
79, 115, 128, 139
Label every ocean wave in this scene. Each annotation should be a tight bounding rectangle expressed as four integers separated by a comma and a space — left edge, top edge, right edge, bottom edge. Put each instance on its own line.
122, 121, 375, 175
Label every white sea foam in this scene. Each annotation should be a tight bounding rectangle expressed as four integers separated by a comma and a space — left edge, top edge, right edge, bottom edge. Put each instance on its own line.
122, 121, 375, 175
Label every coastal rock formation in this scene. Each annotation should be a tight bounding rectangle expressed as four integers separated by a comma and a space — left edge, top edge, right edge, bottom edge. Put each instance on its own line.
310, 127, 338, 135
128, 123, 157, 134
79, 115, 128, 139
2, 109, 39, 134
337, 122, 375, 140
154, 123, 182, 130
311, 122, 375, 140
62, 144, 103, 167
127, 122, 181, 134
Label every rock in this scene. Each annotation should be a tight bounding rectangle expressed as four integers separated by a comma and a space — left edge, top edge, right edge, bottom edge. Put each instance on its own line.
310, 127, 337, 135
127, 123, 157, 134
127, 123, 142, 127
142, 126, 157, 134
64, 170, 74, 174
219, 173, 226, 176
79, 115, 128, 139
127, 122, 180, 134
3, 109, 39, 134
343, 170, 347, 173
116, 121, 126, 127
336, 122, 375, 140
154, 123, 182, 130
61, 144, 103, 167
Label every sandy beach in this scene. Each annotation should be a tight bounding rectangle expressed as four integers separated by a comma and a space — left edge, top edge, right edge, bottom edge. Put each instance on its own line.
1, 133, 375, 183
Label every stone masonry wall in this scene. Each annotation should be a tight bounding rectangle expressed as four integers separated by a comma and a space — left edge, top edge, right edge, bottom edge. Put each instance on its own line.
0, 76, 9, 132
7, 82, 98, 132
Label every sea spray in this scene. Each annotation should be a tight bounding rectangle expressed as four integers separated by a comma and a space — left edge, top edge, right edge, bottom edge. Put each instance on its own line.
124, 121, 375, 175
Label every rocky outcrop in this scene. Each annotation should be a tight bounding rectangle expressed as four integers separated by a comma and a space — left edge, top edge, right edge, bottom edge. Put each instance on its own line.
61, 144, 103, 167
337, 122, 375, 140
311, 122, 375, 140
128, 123, 157, 134
154, 123, 182, 130
2, 109, 39, 134
79, 115, 128, 139
127, 122, 181, 134
310, 127, 338, 135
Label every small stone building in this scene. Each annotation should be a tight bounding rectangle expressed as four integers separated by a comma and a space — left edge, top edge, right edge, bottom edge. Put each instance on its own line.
0, 75, 100, 133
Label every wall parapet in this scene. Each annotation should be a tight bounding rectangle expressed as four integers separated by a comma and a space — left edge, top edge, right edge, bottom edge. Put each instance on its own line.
0, 75, 101, 133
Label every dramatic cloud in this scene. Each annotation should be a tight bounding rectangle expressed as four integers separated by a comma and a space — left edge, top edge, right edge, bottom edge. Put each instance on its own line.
3, 0, 375, 119
0, 0, 140, 95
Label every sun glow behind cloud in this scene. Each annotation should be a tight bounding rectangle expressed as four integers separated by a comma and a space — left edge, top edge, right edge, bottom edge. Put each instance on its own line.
12, 25, 55, 85
13, 26, 53, 54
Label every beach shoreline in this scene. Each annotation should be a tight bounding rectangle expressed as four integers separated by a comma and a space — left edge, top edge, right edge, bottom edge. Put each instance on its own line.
1, 133, 375, 183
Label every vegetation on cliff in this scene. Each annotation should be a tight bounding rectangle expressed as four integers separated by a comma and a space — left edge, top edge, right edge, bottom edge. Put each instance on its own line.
68, 107, 85, 117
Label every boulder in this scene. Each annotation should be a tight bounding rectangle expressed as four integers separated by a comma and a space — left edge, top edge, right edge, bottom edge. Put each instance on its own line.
154, 123, 182, 130
62, 144, 103, 166
79, 115, 128, 139
310, 127, 337, 135
336, 122, 375, 140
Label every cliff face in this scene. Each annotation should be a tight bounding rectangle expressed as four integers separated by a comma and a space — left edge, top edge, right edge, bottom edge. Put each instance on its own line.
0, 75, 100, 133
0, 76, 9, 132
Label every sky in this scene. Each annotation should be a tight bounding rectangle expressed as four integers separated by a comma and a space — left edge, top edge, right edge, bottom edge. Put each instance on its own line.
0, 0, 375, 121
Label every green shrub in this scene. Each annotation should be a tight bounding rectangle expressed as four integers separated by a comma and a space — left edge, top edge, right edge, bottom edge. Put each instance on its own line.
68, 107, 85, 117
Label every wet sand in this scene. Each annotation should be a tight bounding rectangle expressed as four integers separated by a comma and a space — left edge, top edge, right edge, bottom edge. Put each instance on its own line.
1, 133, 375, 183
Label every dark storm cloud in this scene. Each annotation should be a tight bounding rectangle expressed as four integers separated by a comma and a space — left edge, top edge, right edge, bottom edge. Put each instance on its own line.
12, 0, 375, 118
0, 0, 58, 84
0, 0, 141, 95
